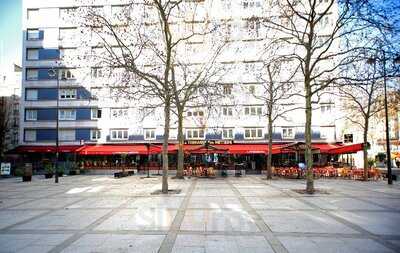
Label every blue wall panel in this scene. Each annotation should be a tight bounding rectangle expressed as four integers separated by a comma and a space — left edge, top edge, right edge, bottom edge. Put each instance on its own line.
234, 133, 244, 140
37, 129, 56, 141
129, 135, 144, 141
39, 49, 59, 60
206, 132, 222, 140
38, 88, 57, 100
77, 88, 91, 99
39, 30, 44, 40
76, 108, 91, 120
38, 68, 56, 80
37, 108, 57, 120
76, 129, 90, 141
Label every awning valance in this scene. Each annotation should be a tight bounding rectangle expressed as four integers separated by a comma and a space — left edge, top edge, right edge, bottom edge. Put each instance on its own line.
78, 144, 161, 155
10, 145, 82, 153
327, 143, 364, 155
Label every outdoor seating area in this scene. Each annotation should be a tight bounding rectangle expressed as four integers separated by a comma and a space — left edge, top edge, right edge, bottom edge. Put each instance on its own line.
273, 166, 382, 180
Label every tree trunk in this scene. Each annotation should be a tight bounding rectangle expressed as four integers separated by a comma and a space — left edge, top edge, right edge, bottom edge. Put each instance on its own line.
305, 83, 314, 194
176, 106, 185, 179
363, 122, 369, 181
162, 100, 170, 193
266, 112, 273, 179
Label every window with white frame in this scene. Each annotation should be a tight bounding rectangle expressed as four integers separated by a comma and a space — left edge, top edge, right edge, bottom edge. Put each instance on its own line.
27, 9, 39, 20
59, 109, 76, 120
186, 129, 205, 139
59, 7, 77, 19
222, 128, 234, 139
110, 108, 128, 119
111, 5, 127, 16
144, 129, 156, 140
244, 106, 262, 116
221, 0, 232, 9
59, 89, 77, 99
27, 29, 40, 40
89, 5, 104, 15
59, 69, 75, 80
91, 67, 103, 78
59, 27, 76, 41
223, 84, 233, 95
26, 49, 39, 60
169, 129, 177, 140
246, 19, 261, 37
24, 130, 36, 142
59, 129, 75, 141
242, 0, 261, 8
110, 129, 128, 140
320, 127, 330, 139
91, 108, 102, 119
26, 89, 38, 100
90, 129, 101, 140
222, 106, 233, 116
248, 85, 256, 94
25, 109, 37, 121
60, 48, 75, 60
321, 104, 332, 114
282, 127, 295, 139
187, 109, 204, 117
343, 134, 353, 143
244, 128, 263, 139
26, 69, 38, 80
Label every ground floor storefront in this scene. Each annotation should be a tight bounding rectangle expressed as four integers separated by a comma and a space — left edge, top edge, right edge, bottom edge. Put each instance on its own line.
9, 142, 367, 178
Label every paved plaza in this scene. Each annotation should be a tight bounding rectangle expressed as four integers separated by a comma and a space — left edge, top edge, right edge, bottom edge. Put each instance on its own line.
0, 175, 399, 253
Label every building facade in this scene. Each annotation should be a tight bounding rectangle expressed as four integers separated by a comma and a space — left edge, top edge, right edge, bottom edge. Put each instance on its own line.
21, 0, 344, 156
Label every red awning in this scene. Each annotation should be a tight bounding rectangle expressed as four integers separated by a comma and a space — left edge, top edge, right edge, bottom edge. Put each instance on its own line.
328, 143, 364, 154
185, 144, 228, 154
78, 144, 161, 155
312, 143, 343, 153
12, 145, 82, 153
218, 144, 288, 155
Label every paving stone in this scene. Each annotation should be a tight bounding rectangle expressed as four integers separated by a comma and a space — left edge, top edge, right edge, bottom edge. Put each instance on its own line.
245, 196, 313, 210
278, 236, 395, 253
333, 211, 400, 235
66, 197, 129, 209
172, 234, 274, 253
0, 210, 47, 229
181, 209, 259, 232
258, 210, 358, 234
61, 234, 164, 253
12, 197, 82, 210
188, 196, 242, 209
0, 233, 71, 253
301, 197, 385, 210
0, 198, 34, 209
126, 196, 184, 209
95, 208, 177, 231
12, 209, 110, 230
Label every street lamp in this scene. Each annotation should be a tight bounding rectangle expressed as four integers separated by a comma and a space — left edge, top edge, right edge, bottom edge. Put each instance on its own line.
48, 67, 59, 184
368, 53, 400, 185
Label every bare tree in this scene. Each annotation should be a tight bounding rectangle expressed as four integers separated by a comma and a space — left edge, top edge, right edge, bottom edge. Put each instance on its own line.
338, 55, 383, 180
80, 0, 208, 193
261, 0, 372, 193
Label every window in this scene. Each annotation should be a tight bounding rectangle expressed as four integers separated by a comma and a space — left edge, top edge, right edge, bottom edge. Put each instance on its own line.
169, 129, 177, 140
60, 48, 75, 60
320, 127, 329, 139
321, 104, 332, 114
188, 110, 204, 117
91, 67, 103, 78
25, 109, 37, 121
90, 129, 101, 140
59, 7, 76, 19
221, 0, 232, 9
59, 69, 75, 80
27, 9, 39, 20
59, 130, 75, 141
59, 89, 77, 99
243, 0, 261, 8
111, 5, 127, 16
246, 19, 260, 37
222, 107, 233, 116
26, 69, 38, 80
91, 108, 102, 119
344, 134, 353, 143
110, 129, 128, 140
27, 29, 40, 40
248, 85, 255, 94
244, 128, 263, 139
25, 130, 36, 142
223, 84, 233, 95
89, 6, 104, 15
222, 128, 233, 139
282, 127, 295, 139
186, 129, 205, 139
27, 49, 39, 60
59, 27, 76, 41
59, 109, 76, 120
244, 106, 262, 116
26, 89, 38, 100
144, 129, 156, 140
111, 108, 128, 119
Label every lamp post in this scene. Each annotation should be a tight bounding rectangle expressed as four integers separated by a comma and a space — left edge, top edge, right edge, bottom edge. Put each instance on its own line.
368, 53, 400, 185
48, 67, 59, 184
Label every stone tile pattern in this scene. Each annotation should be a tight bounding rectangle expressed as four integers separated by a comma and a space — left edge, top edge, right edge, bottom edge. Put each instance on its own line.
0, 175, 399, 253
